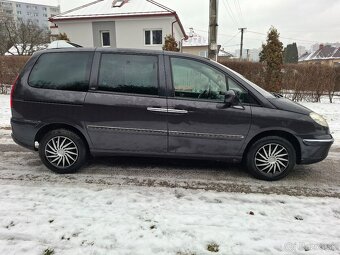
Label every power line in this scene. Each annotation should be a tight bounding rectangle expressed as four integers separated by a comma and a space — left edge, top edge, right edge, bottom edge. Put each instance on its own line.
233, 0, 244, 26
221, 0, 239, 27
236, 0, 244, 25
193, 28, 238, 38
224, 31, 240, 45
247, 30, 319, 43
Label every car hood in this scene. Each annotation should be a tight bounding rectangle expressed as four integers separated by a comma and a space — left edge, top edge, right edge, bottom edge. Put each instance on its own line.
267, 98, 312, 115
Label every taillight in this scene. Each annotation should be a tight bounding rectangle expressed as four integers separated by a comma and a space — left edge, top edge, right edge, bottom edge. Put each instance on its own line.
10, 75, 19, 108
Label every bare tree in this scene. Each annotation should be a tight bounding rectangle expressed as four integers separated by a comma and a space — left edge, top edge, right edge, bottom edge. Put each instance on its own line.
0, 17, 50, 56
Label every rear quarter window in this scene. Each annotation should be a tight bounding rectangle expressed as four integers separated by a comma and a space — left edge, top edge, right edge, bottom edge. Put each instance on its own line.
29, 52, 93, 91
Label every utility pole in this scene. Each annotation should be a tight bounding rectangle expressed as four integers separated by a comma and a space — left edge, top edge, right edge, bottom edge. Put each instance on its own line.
239, 27, 246, 60
208, 0, 218, 60
246, 49, 250, 61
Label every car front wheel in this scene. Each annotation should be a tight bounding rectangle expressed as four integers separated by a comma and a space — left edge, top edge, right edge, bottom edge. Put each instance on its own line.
39, 129, 87, 174
246, 136, 296, 181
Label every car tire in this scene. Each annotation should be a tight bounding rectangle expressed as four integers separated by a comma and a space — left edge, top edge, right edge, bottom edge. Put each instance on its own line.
246, 136, 296, 181
39, 129, 87, 174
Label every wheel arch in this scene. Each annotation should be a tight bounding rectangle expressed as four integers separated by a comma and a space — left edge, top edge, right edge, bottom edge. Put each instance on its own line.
35, 123, 90, 152
243, 130, 301, 164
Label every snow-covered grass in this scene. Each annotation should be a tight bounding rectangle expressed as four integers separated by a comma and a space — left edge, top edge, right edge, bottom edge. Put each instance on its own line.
0, 184, 339, 255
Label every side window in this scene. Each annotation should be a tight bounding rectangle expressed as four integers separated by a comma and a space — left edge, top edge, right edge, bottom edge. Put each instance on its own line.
98, 54, 159, 96
170, 57, 226, 101
29, 52, 93, 91
227, 78, 257, 105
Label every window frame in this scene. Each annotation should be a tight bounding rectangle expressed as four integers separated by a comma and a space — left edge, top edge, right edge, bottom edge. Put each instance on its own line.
28, 52, 94, 92
100, 31, 111, 47
95, 53, 162, 98
144, 29, 163, 46
168, 56, 261, 106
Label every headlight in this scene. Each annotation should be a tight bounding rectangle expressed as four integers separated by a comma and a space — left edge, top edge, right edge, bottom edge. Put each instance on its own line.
309, 112, 328, 127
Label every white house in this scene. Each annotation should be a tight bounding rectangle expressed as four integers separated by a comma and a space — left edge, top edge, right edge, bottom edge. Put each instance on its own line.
49, 0, 186, 50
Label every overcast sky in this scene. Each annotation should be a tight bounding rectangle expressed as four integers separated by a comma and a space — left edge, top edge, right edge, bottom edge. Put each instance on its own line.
17, 0, 340, 51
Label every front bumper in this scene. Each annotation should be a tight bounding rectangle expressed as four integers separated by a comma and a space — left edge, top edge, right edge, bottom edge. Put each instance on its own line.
299, 136, 334, 164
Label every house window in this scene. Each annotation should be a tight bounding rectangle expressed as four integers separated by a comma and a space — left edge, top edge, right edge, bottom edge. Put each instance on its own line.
112, 0, 124, 7
34, 13, 38, 17
101, 31, 111, 47
16, 4, 21, 8
17, 11, 21, 15
27, 12, 31, 16
144, 29, 162, 45
43, 14, 47, 17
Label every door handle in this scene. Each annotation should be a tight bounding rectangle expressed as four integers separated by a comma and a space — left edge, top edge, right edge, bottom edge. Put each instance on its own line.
167, 108, 188, 114
147, 107, 188, 114
147, 107, 168, 113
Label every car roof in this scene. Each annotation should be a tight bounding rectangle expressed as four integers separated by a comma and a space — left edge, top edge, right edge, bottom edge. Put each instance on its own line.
34, 47, 211, 61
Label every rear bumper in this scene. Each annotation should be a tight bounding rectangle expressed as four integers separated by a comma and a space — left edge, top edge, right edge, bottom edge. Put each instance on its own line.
299, 136, 334, 164
11, 118, 39, 151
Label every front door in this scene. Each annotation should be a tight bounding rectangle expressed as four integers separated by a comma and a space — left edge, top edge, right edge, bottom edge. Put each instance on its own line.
166, 57, 252, 157
84, 53, 168, 154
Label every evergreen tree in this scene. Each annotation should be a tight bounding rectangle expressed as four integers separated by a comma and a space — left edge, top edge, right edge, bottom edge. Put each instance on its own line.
259, 26, 284, 92
283, 42, 298, 63
56, 33, 70, 42
162, 35, 180, 52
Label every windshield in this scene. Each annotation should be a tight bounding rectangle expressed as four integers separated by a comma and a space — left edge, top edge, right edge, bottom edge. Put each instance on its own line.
213, 61, 276, 99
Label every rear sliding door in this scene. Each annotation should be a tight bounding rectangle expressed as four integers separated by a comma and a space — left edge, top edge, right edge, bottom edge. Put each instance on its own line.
84, 53, 168, 154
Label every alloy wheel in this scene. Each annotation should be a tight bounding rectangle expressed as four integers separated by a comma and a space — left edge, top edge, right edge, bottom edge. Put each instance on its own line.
254, 143, 289, 175
45, 136, 78, 169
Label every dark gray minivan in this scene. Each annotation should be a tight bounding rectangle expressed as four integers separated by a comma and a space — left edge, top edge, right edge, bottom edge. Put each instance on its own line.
11, 48, 334, 180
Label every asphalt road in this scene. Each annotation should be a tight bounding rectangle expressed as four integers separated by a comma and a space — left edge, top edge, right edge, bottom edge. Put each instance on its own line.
1, 128, 339, 198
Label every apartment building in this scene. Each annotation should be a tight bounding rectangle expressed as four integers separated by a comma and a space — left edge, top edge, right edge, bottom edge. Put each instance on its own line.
0, 0, 60, 29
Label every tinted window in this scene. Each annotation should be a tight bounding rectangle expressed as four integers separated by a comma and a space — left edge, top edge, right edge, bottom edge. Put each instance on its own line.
29, 52, 93, 91
98, 54, 159, 95
171, 57, 226, 101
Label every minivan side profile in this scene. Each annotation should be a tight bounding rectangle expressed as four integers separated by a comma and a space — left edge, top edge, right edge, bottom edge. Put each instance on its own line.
11, 48, 334, 180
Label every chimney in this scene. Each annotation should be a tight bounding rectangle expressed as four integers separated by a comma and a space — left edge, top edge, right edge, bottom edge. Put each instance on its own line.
189, 27, 194, 37
319, 44, 324, 50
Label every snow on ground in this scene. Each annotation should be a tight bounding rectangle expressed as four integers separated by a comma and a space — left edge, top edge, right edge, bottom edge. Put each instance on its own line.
0, 183, 339, 255
0, 95, 10, 128
1, 94, 340, 254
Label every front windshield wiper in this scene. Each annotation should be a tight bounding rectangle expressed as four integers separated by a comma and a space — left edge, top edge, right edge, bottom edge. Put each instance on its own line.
272, 92, 284, 98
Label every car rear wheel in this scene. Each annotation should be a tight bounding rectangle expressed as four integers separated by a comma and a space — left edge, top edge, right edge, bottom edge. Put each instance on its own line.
39, 129, 87, 174
246, 136, 296, 181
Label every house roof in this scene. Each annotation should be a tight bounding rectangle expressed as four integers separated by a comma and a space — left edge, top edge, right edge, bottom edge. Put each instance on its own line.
299, 45, 340, 62
182, 29, 208, 47
218, 49, 234, 57
50, 0, 186, 38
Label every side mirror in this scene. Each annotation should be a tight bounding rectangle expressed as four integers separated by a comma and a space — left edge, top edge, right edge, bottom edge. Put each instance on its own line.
224, 90, 241, 107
